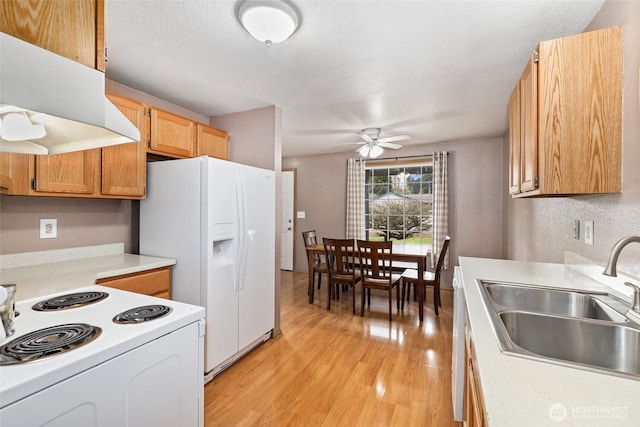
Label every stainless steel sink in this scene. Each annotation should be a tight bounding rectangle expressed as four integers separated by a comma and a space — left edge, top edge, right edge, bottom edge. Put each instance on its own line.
477, 280, 640, 380
483, 282, 628, 322
498, 311, 640, 378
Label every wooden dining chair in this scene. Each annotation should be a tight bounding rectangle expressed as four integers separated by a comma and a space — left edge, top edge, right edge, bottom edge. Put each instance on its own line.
401, 236, 450, 316
323, 238, 360, 314
357, 240, 402, 322
302, 230, 328, 302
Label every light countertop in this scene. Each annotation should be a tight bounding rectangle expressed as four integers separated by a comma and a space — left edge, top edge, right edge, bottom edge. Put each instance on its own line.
0, 244, 175, 301
459, 256, 640, 427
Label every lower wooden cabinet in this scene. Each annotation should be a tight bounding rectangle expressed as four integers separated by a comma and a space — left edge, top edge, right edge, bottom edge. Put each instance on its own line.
465, 323, 486, 427
94, 266, 172, 299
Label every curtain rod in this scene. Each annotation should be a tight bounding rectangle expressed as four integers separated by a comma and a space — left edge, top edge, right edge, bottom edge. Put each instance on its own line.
357, 152, 448, 162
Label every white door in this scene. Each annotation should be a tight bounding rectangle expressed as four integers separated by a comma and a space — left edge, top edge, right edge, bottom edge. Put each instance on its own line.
280, 170, 294, 270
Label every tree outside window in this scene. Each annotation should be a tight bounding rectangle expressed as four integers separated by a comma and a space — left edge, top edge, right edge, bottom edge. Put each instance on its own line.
364, 163, 433, 248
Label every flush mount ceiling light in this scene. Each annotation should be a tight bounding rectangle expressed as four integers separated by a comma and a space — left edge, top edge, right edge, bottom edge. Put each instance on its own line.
238, 0, 300, 47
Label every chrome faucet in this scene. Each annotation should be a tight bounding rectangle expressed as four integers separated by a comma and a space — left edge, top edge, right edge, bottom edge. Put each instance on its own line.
603, 235, 640, 277
603, 236, 640, 314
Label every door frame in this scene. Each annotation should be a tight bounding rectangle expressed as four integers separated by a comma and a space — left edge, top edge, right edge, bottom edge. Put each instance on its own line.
281, 168, 296, 270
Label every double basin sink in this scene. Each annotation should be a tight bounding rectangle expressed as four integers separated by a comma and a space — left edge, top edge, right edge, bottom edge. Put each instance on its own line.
478, 280, 640, 380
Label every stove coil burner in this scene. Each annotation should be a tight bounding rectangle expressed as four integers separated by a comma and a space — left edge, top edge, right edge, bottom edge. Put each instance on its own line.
32, 291, 109, 311
0, 323, 101, 365
113, 305, 173, 324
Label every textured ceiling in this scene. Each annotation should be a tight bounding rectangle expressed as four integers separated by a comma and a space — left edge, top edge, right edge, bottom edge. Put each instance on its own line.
105, 0, 605, 157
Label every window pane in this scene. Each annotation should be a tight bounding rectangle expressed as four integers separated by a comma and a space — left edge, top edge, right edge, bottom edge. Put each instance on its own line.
364, 161, 433, 246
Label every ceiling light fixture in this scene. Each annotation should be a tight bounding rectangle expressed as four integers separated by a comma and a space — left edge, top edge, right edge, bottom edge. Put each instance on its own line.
358, 143, 384, 158
238, 0, 300, 47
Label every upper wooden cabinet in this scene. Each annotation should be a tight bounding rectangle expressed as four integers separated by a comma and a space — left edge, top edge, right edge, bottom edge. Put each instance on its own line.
507, 82, 521, 195
147, 108, 197, 158
33, 150, 101, 195
0, 0, 105, 71
509, 26, 622, 197
198, 124, 230, 160
0, 153, 29, 195
102, 93, 148, 198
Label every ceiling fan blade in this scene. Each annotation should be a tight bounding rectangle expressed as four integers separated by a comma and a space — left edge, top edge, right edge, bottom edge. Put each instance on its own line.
378, 141, 403, 149
360, 133, 374, 143
379, 135, 410, 143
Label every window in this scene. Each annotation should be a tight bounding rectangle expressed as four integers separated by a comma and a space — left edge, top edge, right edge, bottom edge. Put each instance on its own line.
364, 159, 433, 250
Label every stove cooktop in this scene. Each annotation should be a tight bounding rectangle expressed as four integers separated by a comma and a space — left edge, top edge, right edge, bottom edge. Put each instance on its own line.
0, 285, 205, 409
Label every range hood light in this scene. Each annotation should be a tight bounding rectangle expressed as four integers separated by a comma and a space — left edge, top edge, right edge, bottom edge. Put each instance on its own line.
0, 112, 46, 141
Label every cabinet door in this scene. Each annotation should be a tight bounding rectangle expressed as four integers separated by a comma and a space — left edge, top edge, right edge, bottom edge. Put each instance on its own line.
95, 267, 171, 299
102, 93, 148, 198
519, 52, 538, 193
197, 125, 229, 160
0, 153, 30, 195
508, 82, 521, 195
538, 27, 622, 194
33, 150, 100, 195
0, 0, 105, 71
148, 108, 197, 158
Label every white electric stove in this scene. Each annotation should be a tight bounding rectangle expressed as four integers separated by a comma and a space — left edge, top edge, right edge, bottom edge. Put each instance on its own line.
0, 285, 205, 426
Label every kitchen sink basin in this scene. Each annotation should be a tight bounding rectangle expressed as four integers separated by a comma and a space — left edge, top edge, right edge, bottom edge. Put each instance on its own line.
477, 280, 640, 380
497, 311, 640, 379
482, 282, 628, 322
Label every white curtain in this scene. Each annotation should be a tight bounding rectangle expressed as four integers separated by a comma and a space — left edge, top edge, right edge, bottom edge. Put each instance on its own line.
431, 151, 449, 268
346, 158, 366, 240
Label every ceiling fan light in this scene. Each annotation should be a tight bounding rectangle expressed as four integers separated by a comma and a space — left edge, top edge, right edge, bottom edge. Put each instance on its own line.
358, 144, 371, 157
369, 145, 384, 158
238, 0, 300, 45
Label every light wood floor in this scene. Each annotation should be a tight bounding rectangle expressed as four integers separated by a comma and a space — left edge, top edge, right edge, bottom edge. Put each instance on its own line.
204, 271, 460, 427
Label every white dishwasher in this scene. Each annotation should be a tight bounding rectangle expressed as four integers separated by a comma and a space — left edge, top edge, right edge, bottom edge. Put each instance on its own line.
452, 266, 466, 422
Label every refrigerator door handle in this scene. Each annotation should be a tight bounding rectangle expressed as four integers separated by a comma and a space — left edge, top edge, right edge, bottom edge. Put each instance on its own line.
236, 177, 248, 291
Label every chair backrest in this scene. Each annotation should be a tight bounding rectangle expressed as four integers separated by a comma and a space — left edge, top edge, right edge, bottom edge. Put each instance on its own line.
433, 237, 451, 282
357, 240, 394, 282
323, 238, 358, 277
302, 230, 318, 247
303, 230, 323, 264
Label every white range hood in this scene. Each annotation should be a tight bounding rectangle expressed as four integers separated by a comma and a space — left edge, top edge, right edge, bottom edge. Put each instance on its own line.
0, 33, 140, 155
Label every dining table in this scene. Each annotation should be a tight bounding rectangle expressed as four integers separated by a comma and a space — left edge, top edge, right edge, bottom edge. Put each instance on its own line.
305, 243, 430, 322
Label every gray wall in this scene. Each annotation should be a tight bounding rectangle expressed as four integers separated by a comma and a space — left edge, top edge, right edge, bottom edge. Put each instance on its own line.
504, 0, 640, 278
0, 196, 137, 254
284, 137, 505, 287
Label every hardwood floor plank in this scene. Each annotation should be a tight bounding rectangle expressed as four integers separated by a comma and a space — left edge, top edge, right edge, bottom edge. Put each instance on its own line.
204, 271, 460, 426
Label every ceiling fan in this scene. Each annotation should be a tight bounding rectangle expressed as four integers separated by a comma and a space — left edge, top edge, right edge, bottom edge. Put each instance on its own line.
355, 128, 409, 158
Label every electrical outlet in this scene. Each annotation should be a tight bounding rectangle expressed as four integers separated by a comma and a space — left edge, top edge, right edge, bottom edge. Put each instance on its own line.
584, 221, 594, 245
572, 220, 580, 240
40, 218, 57, 239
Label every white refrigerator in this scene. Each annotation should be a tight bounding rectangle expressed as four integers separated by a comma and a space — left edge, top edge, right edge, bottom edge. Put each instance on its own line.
140, 156, 275, 382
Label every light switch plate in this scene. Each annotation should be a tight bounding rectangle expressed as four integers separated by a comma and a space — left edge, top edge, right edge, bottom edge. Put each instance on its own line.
572, 219, 580, 240
584, 221, 594, 245
296, 211, 306, 219
40, 218, 57, 239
